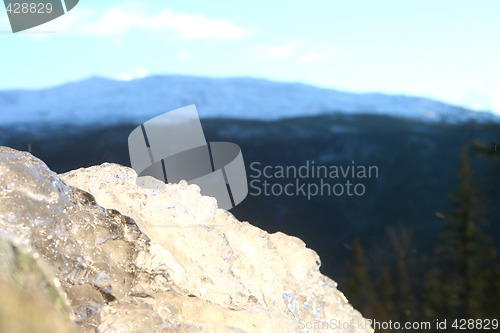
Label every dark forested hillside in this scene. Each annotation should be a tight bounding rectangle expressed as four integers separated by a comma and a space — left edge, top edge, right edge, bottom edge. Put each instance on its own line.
1, 114, 499, 282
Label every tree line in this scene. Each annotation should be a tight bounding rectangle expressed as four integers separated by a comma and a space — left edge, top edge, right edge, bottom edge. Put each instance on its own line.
341, 141, 500, 332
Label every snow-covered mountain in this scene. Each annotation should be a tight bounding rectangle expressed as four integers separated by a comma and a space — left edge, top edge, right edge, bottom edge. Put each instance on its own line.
1, 75, 499, 126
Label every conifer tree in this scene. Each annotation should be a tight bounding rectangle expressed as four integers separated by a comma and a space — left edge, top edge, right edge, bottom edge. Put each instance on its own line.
342, 238, 375, 316
372, 265, 396, 323
388, 227, 418, 323
426, 151, 498, 321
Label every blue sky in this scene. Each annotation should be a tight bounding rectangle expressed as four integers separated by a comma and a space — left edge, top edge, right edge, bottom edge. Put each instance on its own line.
1, 0, 499, 114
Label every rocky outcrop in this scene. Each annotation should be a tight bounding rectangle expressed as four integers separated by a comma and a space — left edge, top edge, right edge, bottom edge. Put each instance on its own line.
0, 146, 373, 332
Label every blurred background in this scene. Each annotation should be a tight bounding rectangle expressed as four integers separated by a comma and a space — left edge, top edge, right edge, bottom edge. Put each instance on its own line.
1, 1, 499, 331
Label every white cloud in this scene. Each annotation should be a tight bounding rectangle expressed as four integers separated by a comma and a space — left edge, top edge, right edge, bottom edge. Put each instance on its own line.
459, 88, 500, 114
255, 41, 302, 60
59, 4, 252, 40
489, 92, 500, 114
255, 41, 335, 64
116, 68, 149, 81
177, 50, 194, 61
161, 12, 251, 40
267, 43, 297, 59
22, 3, 251, 41
299, 52, 328, 63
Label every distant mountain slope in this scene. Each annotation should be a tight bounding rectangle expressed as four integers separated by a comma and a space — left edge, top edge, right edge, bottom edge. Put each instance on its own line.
1, 75, 499, 126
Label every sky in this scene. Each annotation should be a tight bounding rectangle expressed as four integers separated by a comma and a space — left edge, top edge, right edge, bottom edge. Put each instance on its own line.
0, 0, 499, 114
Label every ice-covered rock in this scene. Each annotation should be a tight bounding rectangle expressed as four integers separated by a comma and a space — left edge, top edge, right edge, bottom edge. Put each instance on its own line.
0, 235, 77, 333
0, 146, 373, 332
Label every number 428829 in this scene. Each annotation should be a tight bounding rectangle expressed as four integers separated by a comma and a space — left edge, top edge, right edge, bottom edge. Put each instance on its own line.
6, 2, 53, 14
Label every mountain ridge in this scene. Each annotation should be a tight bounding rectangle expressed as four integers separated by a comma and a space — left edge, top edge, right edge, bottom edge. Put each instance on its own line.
1, 75, 499, 126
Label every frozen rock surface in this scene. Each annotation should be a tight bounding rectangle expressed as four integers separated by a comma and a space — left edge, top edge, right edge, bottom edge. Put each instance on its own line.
0, 146, 373, 333
0, 235, 77, 333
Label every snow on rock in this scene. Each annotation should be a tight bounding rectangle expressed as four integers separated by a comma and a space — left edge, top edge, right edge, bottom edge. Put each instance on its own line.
0, 146, 373, 332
